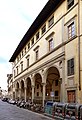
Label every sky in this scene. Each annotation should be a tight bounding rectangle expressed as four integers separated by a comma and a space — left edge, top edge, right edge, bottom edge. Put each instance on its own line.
0, 0, 48, 90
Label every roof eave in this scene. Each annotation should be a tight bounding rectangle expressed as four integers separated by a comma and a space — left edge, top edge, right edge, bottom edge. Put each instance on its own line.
9, 0, 64, 62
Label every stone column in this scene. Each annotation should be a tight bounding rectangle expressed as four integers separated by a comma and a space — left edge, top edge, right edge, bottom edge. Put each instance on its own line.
60, 60, 65, 102
40, 69, 47, 107
15, 89, 17, 99
24, 80, 27, 102
42, 83, 46, 107
24, 87, 27, 102
30, 74, 35, 103
32, 85, 35, 103
19, 88, 21, 100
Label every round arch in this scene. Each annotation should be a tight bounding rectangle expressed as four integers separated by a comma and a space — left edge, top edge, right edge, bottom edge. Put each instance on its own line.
15, 82, 20, 100
16, 82, 19, 89
34, 73, 42, 104
46, 66, 60, 102
26, 77, 32, 100
20, 80, 25, 100
45, 65, 60, 82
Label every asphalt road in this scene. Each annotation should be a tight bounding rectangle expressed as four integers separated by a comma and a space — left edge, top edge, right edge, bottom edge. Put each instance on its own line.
0, 99, 54, 120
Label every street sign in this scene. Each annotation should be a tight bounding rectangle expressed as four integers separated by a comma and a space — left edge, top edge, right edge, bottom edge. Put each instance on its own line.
50, 91, 54, 97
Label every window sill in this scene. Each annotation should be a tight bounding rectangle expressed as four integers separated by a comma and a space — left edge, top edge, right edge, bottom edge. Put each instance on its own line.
68, 35, 77, 41
67, 75, 74, 79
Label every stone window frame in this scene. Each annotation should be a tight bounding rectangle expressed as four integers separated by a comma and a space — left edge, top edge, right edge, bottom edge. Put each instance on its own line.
26, 55, 30, 68
19, 53, 21, 60
46, 31, 55, 52
36, 31, 39, 41
22, 50, 24, 57
24, 47, 27, 54
48, 15, 54, 28
28, 42, 30, 49
64, 15, 77, 41
16, 66, 19, 75
68, 21, 75, 40
67, 58, 74, 76
49, 38, 54, 51
31, 37, 34, 46
20, 61, 23, 72
33, 45, 39, 61
17, 56, 19, 62
41, 24, 46, 35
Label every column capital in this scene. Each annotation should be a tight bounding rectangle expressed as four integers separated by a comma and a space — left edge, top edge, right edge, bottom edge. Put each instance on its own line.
19, 88, 21, 91
24, 77, 27, 80
40, 69, 47, 83
58, 78, 62, 84
30, 74, 35, 79
31, 85, 35, 88
24, 87, 27, 89
41, 68, 47, 74
15, 88, 18, 91
41, 83, 46, 86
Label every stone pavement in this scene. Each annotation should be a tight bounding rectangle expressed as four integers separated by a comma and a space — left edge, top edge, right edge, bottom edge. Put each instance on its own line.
0, 99, 54, 120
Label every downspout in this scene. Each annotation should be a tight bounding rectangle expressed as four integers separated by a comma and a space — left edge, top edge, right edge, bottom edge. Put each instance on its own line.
78, 0, 81, 90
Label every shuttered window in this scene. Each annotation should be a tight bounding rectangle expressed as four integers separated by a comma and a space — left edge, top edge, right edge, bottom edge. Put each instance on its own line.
67, 58, 74, 76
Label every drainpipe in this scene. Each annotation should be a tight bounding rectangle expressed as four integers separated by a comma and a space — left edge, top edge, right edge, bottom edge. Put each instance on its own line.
78, 0, 81, 90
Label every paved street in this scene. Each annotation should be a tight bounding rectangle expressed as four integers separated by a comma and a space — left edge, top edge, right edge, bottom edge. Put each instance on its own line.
0, 99, 54, 120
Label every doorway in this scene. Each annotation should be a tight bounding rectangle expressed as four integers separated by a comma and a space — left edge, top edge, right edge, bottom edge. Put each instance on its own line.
67, 90, 76, 103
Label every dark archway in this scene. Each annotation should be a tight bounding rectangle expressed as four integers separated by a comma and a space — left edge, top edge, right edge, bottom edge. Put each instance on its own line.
16, 82, 19, 89
46, 66, 60, 102
16, 82, 20, 99
26, 77, 31, 100
20, 80, 24, 100
34, 73, 42, 104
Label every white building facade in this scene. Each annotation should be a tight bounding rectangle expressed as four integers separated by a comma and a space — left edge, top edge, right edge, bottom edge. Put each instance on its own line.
9, 0, 82, 106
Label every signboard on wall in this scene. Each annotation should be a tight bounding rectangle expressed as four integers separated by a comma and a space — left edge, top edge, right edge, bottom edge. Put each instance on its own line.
50, 91, 54, 97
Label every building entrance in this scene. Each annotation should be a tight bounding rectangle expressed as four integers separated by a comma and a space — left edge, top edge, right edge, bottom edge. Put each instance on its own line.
67, 90, 76, 103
